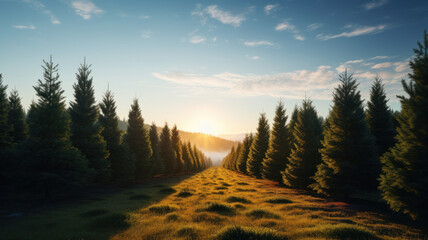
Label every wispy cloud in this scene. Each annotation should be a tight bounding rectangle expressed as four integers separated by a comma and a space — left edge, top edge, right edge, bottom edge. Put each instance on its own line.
264, 4, 278, 15
372, 61, 408, 72
246, 55, 260, 60
23, 0, 60, 24
275, 20, 305, 41
12, 24, 36, 30
371, 55, 391, 60
192, 5, 246, 27
317, 24, 387, 40
141, 30, 152, 39
190, 35, 206, 44
71, 0, 104, 20
243, 40, 274, 47
307, 23, 323, 30
364, 0, 388, 10
138, 15, 150, 19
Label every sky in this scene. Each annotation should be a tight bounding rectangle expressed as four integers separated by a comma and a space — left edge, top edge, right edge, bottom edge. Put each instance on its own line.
1, 0, 427, 138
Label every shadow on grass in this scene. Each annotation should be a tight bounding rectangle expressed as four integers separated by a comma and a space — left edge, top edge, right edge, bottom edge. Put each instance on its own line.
0, 172, 199, 240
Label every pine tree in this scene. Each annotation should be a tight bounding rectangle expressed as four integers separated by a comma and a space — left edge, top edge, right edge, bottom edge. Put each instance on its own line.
311, 71, 376, 198
99, 90, 132, 180
0, 75, 12, 150
8, 89, 28, 145
236, 134, 254, 174
193, 144, 201, 170
247, 113, 270, 178
232, 143, 242, 171
171, 125, 184, 174
379, 31, 428, 221
288, 105, 299, 150
181, 141, 192, 173
262, 102, 291, 182
187, 141, 196, 171
126, 99, 152, 180
282, 99, 323, 189
159, 123, 176, 174
69, 61, 109, 182
366, 76, 395, 156
21, 57, 88, 197
149, 123, 163, 176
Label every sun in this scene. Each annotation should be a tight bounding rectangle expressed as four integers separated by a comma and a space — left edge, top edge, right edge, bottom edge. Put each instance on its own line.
195, 118, 216, 135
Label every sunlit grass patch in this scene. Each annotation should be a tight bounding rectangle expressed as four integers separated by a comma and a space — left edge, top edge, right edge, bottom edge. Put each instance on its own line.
221, 182, 231, 186
225, 196, 251, 204
198, 202, 236, 216
80, 208, 109, 218
237, 182, 249, 185
89, 213, 131, 231
215, 225, 288, 240
245, 209, 281, 219
215, 186, 228, 190
158, 187, 177, 194
265, 197, 293, 204
148, 204, 178, 215
297, 223, 380, 240
176, 188, 193, 198
192, 213, 225, 224
165, 213, 182, 222
259, 220, 278, 228
236, 188, 257, 192
129, 193, 152, 200
176, 225, 200, 239
213, 191, 225, 195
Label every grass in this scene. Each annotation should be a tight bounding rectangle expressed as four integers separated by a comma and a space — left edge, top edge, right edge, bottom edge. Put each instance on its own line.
215, 226, 288, 240
225, 196, 251, 204
0, 167, 424, 240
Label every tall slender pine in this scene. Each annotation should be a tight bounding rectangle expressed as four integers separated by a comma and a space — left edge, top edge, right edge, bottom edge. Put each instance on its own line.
149, 123, 163, 176
236, 134, 253, 174
247, 113, 270, 178
0, 75, 12, 150
8, 89, 28, 145
159, 123, 176, 174
171, 125, 184, 174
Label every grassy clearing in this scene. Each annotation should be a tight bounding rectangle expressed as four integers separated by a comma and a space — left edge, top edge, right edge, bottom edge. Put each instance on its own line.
0, 167, 425, 240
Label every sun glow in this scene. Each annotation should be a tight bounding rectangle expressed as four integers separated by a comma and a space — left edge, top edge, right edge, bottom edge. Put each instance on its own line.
194, 117, 217, 135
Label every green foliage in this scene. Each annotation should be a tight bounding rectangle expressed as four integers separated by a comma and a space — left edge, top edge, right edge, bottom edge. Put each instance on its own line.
216, 226, 288, 240
8, 89, 28, 145
149, 123, 164, 176
21, 57, 89, 196
236, 134, 253, 174
0, 74, 12, 150
171, 125, 184, 173
379, 31, 428, 221
99, 90, 132, 180
311, 71, 376, 198
282, 99, 323, 189
366, 76, 395, 156
69, 61, 109, 182
262, 101, 291, 182
247, 113, 270, 178
159, 123, 176, 174
126, 99, 152, 180
288, 105, 299, 151
181, 141, 193, 173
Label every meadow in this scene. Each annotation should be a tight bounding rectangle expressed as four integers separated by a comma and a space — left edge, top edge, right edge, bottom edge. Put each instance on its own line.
1, 167, 426, 240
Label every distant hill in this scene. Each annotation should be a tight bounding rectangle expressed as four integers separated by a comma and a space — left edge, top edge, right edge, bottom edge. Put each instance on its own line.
118, 119, 237, 152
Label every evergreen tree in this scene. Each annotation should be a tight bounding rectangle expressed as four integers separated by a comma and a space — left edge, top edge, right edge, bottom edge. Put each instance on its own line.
126, 99, 152, 180
69, 61, 109, 182
0, 75, 12, 150
247, 113, 270, 178
288, 105, 299, 150
379, 31, 428, 221
232, 143, 242, 171
181, 141, 192, 173
187, 141, 196, 171
282, 99, 323, 189
193, 144, 201, 170
171, 125, 184, 174
236, 134, 254, 174
21, 57, 88, 197
99, 90, 132, 180
311, 71, 376, 198
366, 76, 395, 156
159, 123, 176, 174
149, 123, 164, 176
8, 89, 28, 145
262, 102, 291, 182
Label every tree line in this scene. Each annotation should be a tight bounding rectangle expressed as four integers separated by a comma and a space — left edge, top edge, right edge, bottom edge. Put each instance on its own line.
0, 57, 212, 198
222, 31, 428, 222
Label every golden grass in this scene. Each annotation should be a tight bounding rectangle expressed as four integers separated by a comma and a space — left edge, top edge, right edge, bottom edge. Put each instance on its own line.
1, 167, 426, 239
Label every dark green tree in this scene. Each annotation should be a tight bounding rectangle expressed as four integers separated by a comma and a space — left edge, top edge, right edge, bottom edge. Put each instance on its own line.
282, 99, 323, 189
181, 141, 193, 173
247, 113, 270, 178
69, 61, 109, 182
379, 31, 428, 221
262, 102, 291, 182
171, 125, 184, 174
99, 90, 132, 180
366, 76, 395, 156
236, 134, 253, 174
126, 99, 152, 180
311, 71, 376, 198
8, 89, 28, 145
159, 123, 176, 174
149, 123, 163, 176
21, 57, 88, 197
288, 105, 299, 150
0, 75, 12, 150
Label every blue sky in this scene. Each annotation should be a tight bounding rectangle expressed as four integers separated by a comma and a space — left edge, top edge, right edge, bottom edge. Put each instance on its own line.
1, 0, 427, 137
